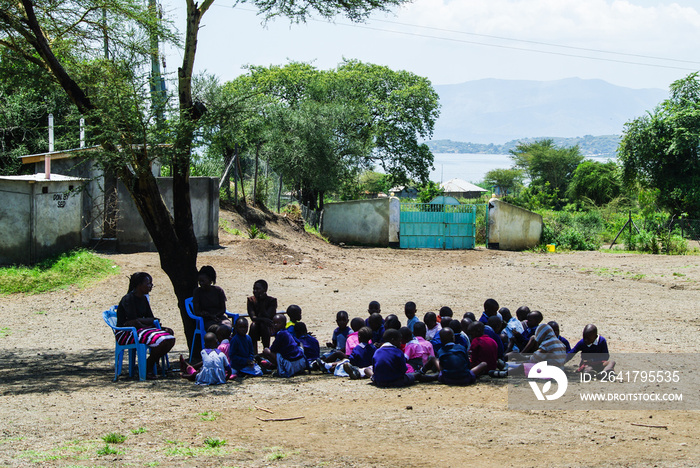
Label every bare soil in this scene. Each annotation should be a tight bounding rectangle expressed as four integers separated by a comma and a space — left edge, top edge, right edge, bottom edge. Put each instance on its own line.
1, 206, 699, 467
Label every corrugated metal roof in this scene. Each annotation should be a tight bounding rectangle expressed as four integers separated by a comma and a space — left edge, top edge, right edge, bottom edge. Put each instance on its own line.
440, 178, 487, 193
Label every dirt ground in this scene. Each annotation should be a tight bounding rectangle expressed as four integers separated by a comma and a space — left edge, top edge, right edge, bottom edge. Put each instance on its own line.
1, 207, 699, 467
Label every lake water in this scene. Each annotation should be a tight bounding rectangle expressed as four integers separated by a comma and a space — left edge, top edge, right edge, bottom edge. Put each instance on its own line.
430, 153, 617, 184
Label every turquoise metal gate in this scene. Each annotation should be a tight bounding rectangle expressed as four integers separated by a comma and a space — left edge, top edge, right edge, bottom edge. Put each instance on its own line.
399, 202, 476, 249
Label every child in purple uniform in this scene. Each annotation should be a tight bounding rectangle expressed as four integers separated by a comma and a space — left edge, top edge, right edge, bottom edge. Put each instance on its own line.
295, 322, 320, 366
262, 314, 307, 378
548, 321, 571, 352
229, 317, 263, 376
366, 329, 416, 388
436, 328, 487, 385
566, 324, 615, 373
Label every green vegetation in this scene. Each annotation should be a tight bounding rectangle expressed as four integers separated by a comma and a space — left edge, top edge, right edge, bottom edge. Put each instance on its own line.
619, 73, 700, 218
304, 224, 330, 242
220, 219, 243, 236
204, 437, 227, 448
0, 327, 10, 338
101, 433, 127, 444
0, 249, 118, 295
97, 445, 119, 456
247, 225, 268, 240
131, 427, 147, 434
199, 411, 221, 421
163, 440, 229, 457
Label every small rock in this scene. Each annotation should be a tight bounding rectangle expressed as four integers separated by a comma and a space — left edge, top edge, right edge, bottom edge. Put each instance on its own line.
406, 406, 413, 410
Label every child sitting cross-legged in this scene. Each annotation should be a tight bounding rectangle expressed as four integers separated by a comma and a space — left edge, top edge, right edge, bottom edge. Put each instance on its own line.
548, 320, 571, 352
325, 310, 351, 357
566, 324, 615, 373
295, 321, 320, 366
180, 332, 234, 385
341, 326, 377, 378
229, 317, 263, 377
468, 321, 498, 371
364, 329, 417, 388
262, 314, 307, 378
422, 328, 488, 385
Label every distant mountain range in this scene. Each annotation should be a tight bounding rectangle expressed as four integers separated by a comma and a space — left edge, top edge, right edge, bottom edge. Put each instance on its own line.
430, 78, 667, 147
427, 135, 621, 157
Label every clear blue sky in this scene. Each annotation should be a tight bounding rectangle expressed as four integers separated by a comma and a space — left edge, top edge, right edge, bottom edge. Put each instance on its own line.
161, 0, 700, 91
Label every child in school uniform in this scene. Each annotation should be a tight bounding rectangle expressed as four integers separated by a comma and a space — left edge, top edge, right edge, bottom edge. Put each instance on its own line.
404, 302, 418, 333
285, 305, 302, 336
479, 298, 499, 324
262, 314, 307, 378
295, 321, 320, 366
439, 306, 454, 325
566, 324, 615, 373
216, 325, 232, 357
326, 310, 351, 354
229, 317, 263, 376
399, 326, 424, 372
181, 332, 233, 385
468, 321, 498, 371
365, 329, 416, 388
548, 321, 571, 352
343, 317, 366, 357
367, 313, 385, 346
437, 328, 487, 385
411, 322, 436, 362
424, 312, 442, 341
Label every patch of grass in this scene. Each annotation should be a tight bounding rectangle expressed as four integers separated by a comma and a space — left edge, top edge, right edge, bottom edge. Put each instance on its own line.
131, 427, 147, 434
163, 441, 228, 458
0, 327, 10, 338
0, 249, 119, 295
265, 447, 299, 461
145, 463, 160, 467
304, 224, 329, 242
673, 272, 686, 277
204, 437, 226, 448
220, 219, 243, 236
34, 310, 47, 315
97, 444, 119, 456
101, 432, 127, 444
17, 449, 63, 462
199, 411, 221, 421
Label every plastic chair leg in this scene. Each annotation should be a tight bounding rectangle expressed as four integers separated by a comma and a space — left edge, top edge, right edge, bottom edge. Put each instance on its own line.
137, 346, 148, 382
114, 349, 123, 382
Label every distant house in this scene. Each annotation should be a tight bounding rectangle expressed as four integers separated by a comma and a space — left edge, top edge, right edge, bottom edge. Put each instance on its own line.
389, 185, 418, 199
440, 178, 488, 199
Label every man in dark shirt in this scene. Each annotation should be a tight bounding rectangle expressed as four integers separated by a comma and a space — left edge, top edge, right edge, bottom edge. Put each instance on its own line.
247, 279, 278, 354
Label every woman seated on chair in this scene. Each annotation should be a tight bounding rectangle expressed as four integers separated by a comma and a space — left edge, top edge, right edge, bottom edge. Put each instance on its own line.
192, 265, 230, 330
116, 272, 175, 379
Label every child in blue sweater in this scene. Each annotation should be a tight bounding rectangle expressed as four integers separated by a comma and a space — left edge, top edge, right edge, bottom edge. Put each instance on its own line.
229, 317, 263, 376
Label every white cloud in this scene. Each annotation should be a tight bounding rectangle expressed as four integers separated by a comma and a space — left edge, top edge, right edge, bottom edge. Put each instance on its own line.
396, 0, 700, 55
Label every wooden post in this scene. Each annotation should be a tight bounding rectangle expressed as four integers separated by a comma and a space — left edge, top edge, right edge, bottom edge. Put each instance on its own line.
253, 143, 259, 207
233, 143, 239, 206
277, 173, 283, 213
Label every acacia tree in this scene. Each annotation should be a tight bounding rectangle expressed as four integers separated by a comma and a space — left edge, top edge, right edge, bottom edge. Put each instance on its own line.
483, 168, 523, 196
510, 139, 584, 198
619, 73, 700, 217
0, 0, 408, 349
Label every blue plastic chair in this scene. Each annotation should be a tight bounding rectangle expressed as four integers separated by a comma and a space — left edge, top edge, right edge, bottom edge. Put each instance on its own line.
185, 297, 242, 361
103, 306, 170, 381
103, 306, 148, 381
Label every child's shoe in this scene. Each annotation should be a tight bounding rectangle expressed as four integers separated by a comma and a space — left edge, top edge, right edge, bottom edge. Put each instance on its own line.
488, 369, 508, 378
259, 359, 274, 370
343, 362, 362, 380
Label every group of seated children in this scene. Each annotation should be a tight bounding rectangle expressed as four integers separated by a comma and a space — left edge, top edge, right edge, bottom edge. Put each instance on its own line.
180, 297, 614, 386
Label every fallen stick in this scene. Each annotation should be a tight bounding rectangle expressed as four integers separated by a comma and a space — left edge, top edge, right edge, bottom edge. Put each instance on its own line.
254, 405, 274, 414
631, 423, 668, 429
256, 416, 305, 422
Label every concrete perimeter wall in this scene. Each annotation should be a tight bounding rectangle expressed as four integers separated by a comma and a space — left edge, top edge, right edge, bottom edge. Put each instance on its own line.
0, 178, 83, 265
488, 198, 542, 251
116, 177, 219, 251
321, 197, 400, 247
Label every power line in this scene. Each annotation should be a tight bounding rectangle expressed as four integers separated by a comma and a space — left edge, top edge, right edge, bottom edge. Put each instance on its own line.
212, 4, 699, 72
